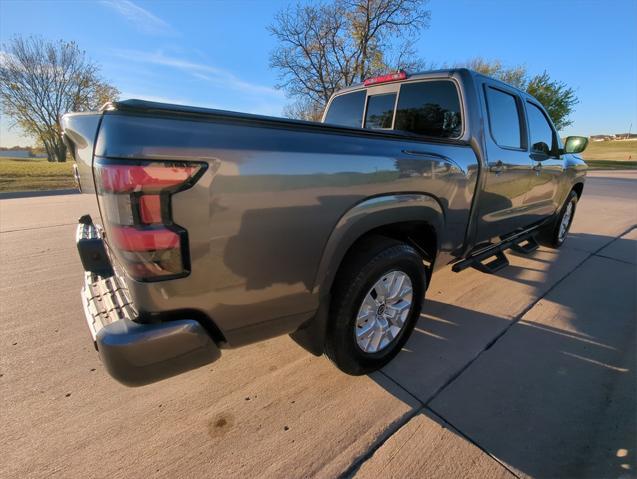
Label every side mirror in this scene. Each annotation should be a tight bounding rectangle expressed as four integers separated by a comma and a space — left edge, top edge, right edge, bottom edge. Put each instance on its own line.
563, 136, 588, 154
530, 141, 552, 161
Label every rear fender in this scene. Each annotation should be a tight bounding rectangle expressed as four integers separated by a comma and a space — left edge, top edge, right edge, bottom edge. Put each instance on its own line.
313, 193, 444, 299
292, 193, 444, 355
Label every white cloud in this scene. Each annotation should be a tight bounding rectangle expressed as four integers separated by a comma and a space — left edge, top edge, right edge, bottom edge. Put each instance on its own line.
99, 0, 176, 35
113, 49, 283, 98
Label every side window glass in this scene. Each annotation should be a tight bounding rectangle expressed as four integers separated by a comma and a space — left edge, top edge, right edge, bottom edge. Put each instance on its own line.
324, 90, 366, 128
364, 93, 396, 129
394, 80, 462, 138
527, 102, 556, 155
485, 87, 523, 149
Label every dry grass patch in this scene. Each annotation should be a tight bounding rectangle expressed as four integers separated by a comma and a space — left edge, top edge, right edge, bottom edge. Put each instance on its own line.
0, 157, 75, 192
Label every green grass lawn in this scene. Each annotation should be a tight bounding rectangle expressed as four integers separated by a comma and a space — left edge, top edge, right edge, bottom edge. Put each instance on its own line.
583, 159, 637, 170
0, 157, 76, 192
581, 139, 637, 168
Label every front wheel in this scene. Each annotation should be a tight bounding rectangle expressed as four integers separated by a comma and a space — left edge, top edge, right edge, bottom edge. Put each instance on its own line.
539, 190, 578, 248
325, 237, 426, 375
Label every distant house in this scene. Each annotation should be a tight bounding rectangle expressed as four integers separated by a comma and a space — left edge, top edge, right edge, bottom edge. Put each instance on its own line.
589, 135, 614, 142
588, 133, 636, 142
614, 133, 637, 140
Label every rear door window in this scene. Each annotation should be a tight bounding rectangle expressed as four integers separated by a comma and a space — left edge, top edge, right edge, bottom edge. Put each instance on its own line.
323, 90, 366, 128
394, 81, 462, 138
364, 93, 397, 130
485, 87, 523, 149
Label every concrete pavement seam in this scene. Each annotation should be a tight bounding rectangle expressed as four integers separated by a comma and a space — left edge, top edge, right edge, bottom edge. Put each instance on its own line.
421, 224, 637, 473
341, 404, 423, 478
426, 408, 521, 478
341, 387, 520, 478
341, 226, 637, 478
377, 370, 426, 407
0, 222, 76, 234
339, 371, 426, 477
592, 253, 636, 266
424, 223, 637, 408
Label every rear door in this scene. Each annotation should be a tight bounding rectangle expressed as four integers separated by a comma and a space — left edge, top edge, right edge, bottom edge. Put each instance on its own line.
523, 100, 563, 219
475, 81, 534, 242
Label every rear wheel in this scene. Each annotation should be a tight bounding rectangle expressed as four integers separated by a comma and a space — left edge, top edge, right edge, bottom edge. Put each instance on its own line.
539, 190, 578, 248
325, 237, 426, 375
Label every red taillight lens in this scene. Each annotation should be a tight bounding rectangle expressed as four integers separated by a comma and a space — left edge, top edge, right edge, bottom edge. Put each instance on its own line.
95, 160, 206, 281
110, 226, 181, 251
139, 195, 162, 224
363, 71, 408, 86
98, 164, 201, 193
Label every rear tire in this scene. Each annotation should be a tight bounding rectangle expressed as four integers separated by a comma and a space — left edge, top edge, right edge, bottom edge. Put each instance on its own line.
539, 190, 578, 248
325, 236, 426, 375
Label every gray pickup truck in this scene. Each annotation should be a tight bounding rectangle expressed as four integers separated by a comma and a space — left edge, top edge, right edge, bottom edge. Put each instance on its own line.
62, 68, 588, 386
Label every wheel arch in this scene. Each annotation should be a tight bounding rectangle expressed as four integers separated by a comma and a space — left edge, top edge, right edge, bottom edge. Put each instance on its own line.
290, 193, 443, 355
572, 181, 584, 199
313, 193, 444, 298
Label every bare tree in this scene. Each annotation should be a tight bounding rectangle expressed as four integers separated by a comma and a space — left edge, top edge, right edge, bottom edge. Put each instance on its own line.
269, 0, 430, 119
282, 97, 325, 122
0, 36, 119, 161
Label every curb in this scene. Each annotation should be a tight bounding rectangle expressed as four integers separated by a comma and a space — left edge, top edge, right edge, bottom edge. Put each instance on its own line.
0, 188, 80, 200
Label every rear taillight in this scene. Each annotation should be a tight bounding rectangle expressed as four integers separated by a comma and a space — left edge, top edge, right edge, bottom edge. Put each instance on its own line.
95, 159, 206, 281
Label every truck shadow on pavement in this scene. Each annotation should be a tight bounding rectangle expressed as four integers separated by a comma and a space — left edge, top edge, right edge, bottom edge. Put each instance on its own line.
367, 230, 636, 478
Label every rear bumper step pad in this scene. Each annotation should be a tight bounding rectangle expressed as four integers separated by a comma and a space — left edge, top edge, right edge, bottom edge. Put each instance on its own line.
78, 221, 220, 387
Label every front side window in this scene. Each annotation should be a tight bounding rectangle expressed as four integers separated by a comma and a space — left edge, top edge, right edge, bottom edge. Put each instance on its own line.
394, 81, 462, 138
485, 87, 523, 149
527, 102, 556, 155
324, 90, 366, 128
364, 93, 396, 129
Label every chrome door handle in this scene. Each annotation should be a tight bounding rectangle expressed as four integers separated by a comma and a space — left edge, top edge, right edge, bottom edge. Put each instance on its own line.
490, 160, 504, 175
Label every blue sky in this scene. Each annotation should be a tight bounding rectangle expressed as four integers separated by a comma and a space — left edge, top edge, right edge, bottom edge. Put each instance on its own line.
1, 0, 635, 146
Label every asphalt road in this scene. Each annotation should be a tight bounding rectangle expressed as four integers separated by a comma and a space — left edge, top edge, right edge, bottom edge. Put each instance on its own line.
1, 171, 636, 479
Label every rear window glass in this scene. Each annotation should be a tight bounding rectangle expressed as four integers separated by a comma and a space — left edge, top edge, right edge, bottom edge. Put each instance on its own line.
394, 81, 462, 138
323, 91, 366, 128
486, 87, 523, 148
364, 93, 396, 129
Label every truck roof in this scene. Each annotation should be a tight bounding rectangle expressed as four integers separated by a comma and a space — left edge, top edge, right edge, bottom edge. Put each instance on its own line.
334, 67, 530, 99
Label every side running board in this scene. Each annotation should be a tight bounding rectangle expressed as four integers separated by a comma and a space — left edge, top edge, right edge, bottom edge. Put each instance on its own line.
452, 231, 540, 275
510, 236, 539, 255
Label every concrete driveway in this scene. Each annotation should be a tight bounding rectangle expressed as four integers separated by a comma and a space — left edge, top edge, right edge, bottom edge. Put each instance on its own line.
1, 171, 635, 478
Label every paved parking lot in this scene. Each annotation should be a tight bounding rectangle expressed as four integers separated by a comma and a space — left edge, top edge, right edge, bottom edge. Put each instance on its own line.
1, 171, 635, 478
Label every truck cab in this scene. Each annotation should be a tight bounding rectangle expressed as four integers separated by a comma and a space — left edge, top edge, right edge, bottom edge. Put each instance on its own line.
321, 69, 585, 246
